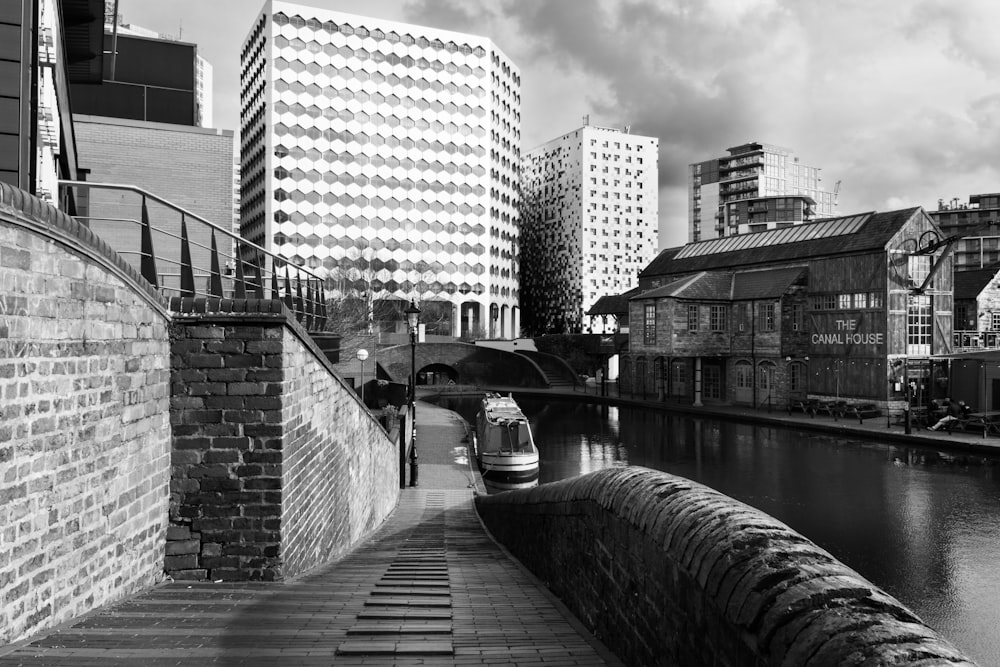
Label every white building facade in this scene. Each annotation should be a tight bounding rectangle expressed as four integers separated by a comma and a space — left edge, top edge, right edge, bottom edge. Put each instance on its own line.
240, 2, 521, 338
520, 123, 658, 335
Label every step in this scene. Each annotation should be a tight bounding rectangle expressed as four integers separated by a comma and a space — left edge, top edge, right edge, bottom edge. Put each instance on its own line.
364, 598, 451, 607
346, 624, 452, 635
336, 640, 454, 656
358, 610, 452, 620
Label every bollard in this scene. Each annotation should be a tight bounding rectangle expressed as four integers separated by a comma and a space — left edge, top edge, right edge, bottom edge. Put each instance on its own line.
903, 406, 911, 434
409, 444, 419, 487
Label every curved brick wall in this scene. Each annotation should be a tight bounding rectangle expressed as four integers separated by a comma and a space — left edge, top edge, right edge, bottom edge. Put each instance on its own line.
476, 467, 975, 666
168, 306, 401, 581
0, 185, 172, 644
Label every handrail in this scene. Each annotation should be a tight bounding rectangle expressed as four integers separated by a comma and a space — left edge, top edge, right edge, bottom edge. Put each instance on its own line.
58, 180, 327, 330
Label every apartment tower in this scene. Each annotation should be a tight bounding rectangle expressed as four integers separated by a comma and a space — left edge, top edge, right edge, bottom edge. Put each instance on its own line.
241, 2, 521, 338
929, 193, 1000, 271
689, 142, 838, 242
521, 122, 658, 335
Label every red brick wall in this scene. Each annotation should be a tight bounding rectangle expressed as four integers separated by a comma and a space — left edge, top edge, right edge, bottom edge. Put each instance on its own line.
168, 311, 399, 580
73, 116, 235, 293
1, 195, 172, 645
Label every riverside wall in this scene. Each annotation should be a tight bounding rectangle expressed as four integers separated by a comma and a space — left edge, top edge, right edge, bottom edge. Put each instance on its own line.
475, 466, 975, 666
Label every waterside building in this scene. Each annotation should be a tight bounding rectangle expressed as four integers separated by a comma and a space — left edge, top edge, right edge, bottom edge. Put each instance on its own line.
619, 208, 953, 411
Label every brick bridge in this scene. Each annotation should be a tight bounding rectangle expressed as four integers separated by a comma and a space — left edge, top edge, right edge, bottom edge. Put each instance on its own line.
0, 186, 974, 664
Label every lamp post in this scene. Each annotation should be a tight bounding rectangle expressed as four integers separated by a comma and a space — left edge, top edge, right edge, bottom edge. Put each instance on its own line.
356, 348, 368, 405
404, 299, 421, 487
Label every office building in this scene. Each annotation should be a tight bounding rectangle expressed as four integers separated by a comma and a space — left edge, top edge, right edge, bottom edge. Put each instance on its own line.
0, 0, 99, 208
929, 193, 1000, 271
520, 122, 658, 335
68, 7, 233, 292
689, 142, 838, 242
241, 2, 521, 338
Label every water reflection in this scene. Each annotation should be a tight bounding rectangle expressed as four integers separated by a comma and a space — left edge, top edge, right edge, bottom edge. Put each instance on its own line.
430, 395, 1000, 665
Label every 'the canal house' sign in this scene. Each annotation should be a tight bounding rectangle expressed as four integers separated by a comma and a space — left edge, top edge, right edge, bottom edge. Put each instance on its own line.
810, 313, 885, 352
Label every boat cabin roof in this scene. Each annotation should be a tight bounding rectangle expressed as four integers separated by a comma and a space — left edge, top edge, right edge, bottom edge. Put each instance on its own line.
481, 395, 528, 422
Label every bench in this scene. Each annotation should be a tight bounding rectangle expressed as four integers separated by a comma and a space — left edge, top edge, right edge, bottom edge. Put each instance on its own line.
789, 399, 821, 417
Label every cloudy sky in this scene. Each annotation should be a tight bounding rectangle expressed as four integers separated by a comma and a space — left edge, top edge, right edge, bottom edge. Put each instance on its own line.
120, 0, 1000, 249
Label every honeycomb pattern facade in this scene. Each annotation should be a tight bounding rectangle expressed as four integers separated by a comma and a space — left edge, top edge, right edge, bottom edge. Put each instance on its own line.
240, 2, 521, 337
521, 125, 658, 335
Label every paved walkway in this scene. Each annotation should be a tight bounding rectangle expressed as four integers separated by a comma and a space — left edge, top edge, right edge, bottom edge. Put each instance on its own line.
0, 401, 621, 666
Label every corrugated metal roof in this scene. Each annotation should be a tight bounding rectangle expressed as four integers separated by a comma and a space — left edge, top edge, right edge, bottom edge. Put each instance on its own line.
642, 208, 922, 279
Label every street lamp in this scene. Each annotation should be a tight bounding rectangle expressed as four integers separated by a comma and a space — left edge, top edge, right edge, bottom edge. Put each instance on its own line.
404, 299, 421, 487
356, 348, 368, 405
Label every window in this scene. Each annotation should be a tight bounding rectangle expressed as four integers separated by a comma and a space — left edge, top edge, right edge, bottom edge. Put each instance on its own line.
710, 305, 727, 332
907, 294, 931, 356
811, 294, 837, 310
736, 361, 753, 389
644, 304, 656, 344
670, 361, 687, 396
992, 312, 1000, 331
789, 362, 805, 393
687, 305, 699, 331
869, 292, 884, 308
758, 361, 775, 392
792, 303, 804, 331
761, 303, 776, 331
909, 255, 931, 289
839, 294, 852, 309
854, 293, 869, 309
703, 364, 721, 399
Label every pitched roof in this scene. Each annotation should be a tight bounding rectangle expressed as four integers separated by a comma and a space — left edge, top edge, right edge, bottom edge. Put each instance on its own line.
732, 266, 808, 299
587, 286, 644, 316
631, 266, 808, 303
953, 267, 1000, 300
640, 208, 923, 279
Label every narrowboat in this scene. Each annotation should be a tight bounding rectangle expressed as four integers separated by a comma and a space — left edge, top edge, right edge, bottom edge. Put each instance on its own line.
474, 392, 539, 484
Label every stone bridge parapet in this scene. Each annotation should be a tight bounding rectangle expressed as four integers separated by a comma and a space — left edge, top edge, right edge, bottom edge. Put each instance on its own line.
476, 467, 974, 666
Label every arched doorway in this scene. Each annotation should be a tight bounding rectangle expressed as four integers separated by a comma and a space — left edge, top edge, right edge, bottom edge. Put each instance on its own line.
758, 360, 777, 408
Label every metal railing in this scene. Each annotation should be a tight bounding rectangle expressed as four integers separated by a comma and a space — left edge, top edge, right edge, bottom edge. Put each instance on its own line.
58, 180, 326, 330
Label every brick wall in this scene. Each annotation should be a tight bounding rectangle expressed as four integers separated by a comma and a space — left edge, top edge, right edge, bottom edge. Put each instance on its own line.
1, 191, 172, 645
476, 467, 973, 666
169, 309, 399, 581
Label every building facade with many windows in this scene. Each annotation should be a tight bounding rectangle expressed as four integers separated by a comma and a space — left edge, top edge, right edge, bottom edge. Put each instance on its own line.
928, 193, 1000, 271
520, 123, 658, 335
620, 208, 952, 412
688, 142, 838, 243
241, 2, 521, 338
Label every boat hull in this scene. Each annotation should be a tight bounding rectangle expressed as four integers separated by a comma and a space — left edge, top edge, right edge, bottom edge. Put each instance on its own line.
478, 453, 539, 484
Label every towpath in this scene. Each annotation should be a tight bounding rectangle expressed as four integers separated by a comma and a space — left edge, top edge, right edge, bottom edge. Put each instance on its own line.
0, 401, 621, 666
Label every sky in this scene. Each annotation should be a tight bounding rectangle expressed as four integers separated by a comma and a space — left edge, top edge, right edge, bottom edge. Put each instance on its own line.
119, 0, 1000, 249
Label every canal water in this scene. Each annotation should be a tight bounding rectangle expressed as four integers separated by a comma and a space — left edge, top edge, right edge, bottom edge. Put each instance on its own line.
431, 395, 1000, 665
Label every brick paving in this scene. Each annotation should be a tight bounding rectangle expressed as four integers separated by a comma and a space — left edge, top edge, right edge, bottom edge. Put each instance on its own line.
0, 401, 622, 666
